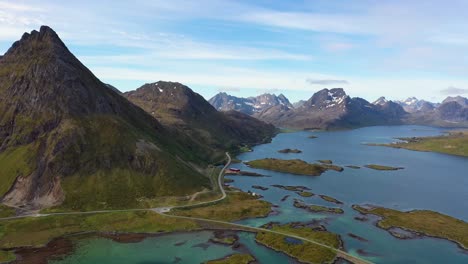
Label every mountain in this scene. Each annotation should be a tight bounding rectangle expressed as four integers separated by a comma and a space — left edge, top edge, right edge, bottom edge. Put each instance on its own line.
253, 88, 408, 129
0, 26, 214, 211
292, 100, 306, 108
436, 98, 468, 122
442, 96, 468, 107
209, 92, 293, 115
396, 97, 437, 113
124, 81, 276, 159
372, 96, 388, 106
402, 96, 468, 126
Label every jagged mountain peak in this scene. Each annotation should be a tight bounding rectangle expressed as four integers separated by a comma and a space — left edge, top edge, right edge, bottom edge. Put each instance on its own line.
209, 92, 293, 115
304, 88, 348, 109
4, 26, 68, 60
372, 96, 388, 105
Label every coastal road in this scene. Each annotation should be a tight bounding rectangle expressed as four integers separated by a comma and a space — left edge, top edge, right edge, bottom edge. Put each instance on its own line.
0, 152, 372, 264
154, 152, 230, 212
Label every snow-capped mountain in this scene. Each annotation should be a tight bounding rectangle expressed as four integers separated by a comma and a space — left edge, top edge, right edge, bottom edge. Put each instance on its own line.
396, 97, 436, 112
372, 96, 388, 106
208, 92, 293, 115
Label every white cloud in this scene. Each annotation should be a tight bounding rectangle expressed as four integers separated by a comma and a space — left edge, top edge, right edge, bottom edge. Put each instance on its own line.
440, 86, 468, 95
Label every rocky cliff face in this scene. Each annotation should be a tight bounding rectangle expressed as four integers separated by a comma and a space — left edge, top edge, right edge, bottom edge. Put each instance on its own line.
124, 81, 276, 159
0, 26, 211, 210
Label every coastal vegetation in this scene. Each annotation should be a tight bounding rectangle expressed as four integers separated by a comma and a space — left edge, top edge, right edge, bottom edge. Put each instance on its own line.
0, 211, 200, 250
319, 195, 343, 205
297, 191, 315, 197
246, 158, 343, 176
370, 130, 468, 157
365, 164, 404, 171
294, 200, 344, 214
206, 254, 255, 264
353, 205, 468, 249
171, 192, 271, 222
255, 223, 340, 263
271, 185, 311, 192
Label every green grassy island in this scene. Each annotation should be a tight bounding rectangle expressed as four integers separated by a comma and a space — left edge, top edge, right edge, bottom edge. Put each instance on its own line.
255, 223, 341, 264
319, 195, 343, 205
297, 191, 315, 197
206, 254, 255, 264
365, 164, 404, 171
294, 200, 344, 214
353, 205, 468, 249
370, 130, 468, 157
245, 158, 343, 176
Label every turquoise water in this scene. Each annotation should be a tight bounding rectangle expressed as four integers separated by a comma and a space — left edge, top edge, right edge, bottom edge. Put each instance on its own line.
234, 125, 468, 263
51, 231, 295, 264
52, 126, 468, 263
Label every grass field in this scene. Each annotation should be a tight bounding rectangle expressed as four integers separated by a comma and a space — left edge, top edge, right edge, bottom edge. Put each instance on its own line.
172, 192, 271, 222
205, 254, 255, 264
255, 223, 340, 264
353, 205, 468, 249
371, 130, 468, 157
0, 211, 200, 249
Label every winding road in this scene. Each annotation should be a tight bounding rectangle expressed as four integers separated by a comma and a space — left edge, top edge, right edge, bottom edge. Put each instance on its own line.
0, 152, 371, 264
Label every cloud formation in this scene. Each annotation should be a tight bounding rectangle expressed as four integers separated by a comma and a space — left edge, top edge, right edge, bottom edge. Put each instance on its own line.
440, 86, 468, 95
306, 79, 349, 85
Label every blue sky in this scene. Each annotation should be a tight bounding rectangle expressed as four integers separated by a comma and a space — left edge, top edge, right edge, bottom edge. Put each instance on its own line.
1, 0, 468, 103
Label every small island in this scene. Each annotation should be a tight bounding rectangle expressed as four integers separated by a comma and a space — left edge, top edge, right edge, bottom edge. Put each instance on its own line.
297, 191, 315, 197
252, 185, 269, 191
352, 205, 468, 250
308, 135, 318, 139
271, 185, 311, 192
209, 231, 239, 246
294, 200, 344, 214
206, 254, 255, 264
346, 165, 361, 169
319, 195, 343, 205
368, 130, 468, 157
255, 222, 341, 264
245, 158, 343, 176
278, 148, 302, 153
365, 164, 404, 171
318, 160, 333, 164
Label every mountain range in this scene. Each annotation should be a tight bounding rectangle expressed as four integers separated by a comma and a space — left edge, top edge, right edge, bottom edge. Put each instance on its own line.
209, 90, 468, 129
0, 26, 275, 211
1, 26, 466, 212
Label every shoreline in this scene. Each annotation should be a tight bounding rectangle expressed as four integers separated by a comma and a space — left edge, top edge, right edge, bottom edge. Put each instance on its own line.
353, 205, 468, 251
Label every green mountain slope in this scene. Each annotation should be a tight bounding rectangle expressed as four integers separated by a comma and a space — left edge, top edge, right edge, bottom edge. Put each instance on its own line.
0, 26, 210, 211
124, 81, 276, 160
